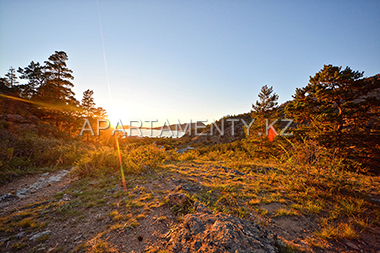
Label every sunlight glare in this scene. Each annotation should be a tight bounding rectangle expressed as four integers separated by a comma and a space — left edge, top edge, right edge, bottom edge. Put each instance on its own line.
106, 107, 126, 128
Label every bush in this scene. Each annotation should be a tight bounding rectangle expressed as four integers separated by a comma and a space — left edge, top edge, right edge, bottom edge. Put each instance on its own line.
73, 143, 167, 178
0, 130, 89, 183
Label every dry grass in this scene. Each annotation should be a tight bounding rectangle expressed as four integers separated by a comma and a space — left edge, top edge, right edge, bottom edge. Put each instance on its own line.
1, 139, 379, 252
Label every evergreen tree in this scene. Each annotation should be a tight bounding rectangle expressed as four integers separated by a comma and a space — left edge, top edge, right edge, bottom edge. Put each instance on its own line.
93, 107, 107, 119
4, 67, 19, 88
252, 85, 279, 118
17, 61, 44, 98
251, 85, 279, 136
38, 51, 76, 105
286, 65, 380, 171
80, 89, 107, 119
0, 77, 10, 92
248, 85, 280, 158
0, 51, 109, 138
79, 89, 109, 141
81, 89, 96, 117
36, 51, 79, 131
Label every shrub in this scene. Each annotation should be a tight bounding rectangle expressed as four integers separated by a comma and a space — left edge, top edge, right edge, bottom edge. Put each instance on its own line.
0, 130, 89, 182
73, 143, 167, 178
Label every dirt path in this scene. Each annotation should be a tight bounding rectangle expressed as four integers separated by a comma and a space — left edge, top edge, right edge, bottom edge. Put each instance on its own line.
1, 164, 379, 252
0, 169, 72, 215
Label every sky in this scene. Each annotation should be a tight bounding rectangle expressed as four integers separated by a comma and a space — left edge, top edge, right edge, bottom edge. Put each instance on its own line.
1, 0, 379, 127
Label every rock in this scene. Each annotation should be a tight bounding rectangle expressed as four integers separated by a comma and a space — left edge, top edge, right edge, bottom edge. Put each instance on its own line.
181, 184, 204, 194
231, 169, 245, 176
15, 232, 25, 239
109, 186, 121, 192
346, 242, 360, 250
176, 146, 195, 154
74, 235, 82, 241
61, 194, 70, 201
3, 114, 29, 123
184, 215, 205, 234
0, 193, 19, 202
176, 149, 186, 154
194, 202, 212, 214
168, 192, 189, 206
18, 123, 37, 131
48, 170, 69, 183
13, 170, 69, 199
16, 188, 29, 198
30, 230, 51, 241
168, 202, 279, 253
0, 115, 38, 131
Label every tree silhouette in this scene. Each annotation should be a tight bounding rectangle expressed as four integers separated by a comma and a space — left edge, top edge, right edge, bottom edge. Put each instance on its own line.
38, 51, 76, 105
5, 67, 19, 88
81, 89, 96, 117
17, 61, 44, 99
32, 51, 80, 131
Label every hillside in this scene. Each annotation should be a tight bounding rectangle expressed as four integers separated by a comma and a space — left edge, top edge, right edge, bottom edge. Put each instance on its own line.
182, 113, 252, 146
1, 61, 380, 252
1, 156, 380, 252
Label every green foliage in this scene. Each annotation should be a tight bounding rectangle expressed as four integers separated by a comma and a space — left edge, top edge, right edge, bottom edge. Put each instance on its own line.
17, 61, 44, 98
123, 144, 167, 172
286, 65, 380, 172
11, 242, 26, 250
39, 51, 76, 103
248, 85, 282, 159
81, 89, 96, 117
276, 137, 344, 169
1, 51, 110, 140
0, 130, 90, 183
4, 67, 19, 88
252, 85, 279, 117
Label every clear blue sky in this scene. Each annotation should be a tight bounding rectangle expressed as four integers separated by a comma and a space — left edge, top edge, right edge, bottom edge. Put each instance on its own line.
1, 0, 379, 126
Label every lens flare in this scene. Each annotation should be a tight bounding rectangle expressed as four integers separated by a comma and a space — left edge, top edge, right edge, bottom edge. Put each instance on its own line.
115, 135, 126, 191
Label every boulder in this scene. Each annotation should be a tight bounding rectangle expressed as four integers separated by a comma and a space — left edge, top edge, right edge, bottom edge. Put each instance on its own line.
167, 202, 279, 253
0, 193, 19, 202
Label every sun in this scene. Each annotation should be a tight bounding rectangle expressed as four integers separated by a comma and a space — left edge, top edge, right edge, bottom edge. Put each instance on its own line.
106, 108, 126, 128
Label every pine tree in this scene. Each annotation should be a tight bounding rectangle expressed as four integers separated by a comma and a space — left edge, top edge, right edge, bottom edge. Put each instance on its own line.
248, 85, 280, 158
79, 89, 109, 141
251, 85, 279, 136
80, 89, 107, 119
17, 61, 44, 98
81, 89, 96, 117
38, 51, 76, 105
5, 67, 19, 88
252, 85, 279, 118
36, 51, 79, 131
286, 65, 380, 171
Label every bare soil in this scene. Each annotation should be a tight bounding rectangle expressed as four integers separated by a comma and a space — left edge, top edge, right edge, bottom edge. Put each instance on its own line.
1, 165, 379, 253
